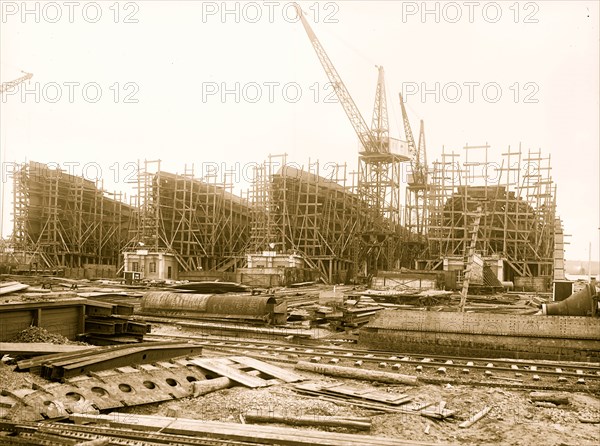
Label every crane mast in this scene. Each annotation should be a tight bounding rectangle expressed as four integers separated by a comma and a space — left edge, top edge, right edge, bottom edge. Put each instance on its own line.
401, 93, 428, 235
294, 4, 381, 153
0, 72, 33, 94
371, 66, 390, 153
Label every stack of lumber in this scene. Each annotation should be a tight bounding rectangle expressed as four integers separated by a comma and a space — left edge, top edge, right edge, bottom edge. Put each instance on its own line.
84, 299, 149, 343
341, 305, 384, 328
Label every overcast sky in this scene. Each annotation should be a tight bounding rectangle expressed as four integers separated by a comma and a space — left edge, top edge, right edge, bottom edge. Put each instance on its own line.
1, 0, 598, 262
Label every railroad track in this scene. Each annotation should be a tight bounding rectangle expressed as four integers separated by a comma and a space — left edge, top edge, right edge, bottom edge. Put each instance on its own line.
0, 421, 258, 446
145, 333, 600, 391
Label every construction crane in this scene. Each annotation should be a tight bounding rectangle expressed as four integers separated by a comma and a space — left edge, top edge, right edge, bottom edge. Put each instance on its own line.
0, 71, 33, 94
400, 93, 428, 235
294, 4, 387, 154
295, 3, 411, 276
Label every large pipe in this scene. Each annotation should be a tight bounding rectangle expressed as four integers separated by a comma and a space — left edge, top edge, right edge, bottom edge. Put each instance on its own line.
542, 284, 598, 316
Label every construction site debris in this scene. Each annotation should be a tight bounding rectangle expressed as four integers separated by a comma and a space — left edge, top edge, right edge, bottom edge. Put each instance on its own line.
294, 381, 413, 410
420, 401, 455, 420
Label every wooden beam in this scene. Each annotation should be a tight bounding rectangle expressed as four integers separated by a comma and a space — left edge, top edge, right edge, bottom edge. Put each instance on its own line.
0, 343, 95, 356
294, 361, 418, 386
190, 358, 268, 388
71, 413, 445, 446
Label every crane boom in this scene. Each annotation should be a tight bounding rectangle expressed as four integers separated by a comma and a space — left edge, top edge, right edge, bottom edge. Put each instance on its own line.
417, 119, 427, 180
0, 71, 33, 94
294, 4, 381, 153
399, 93, 426, 185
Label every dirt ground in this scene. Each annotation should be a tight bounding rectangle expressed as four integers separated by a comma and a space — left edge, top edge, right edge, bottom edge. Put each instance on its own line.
114, 369, 600, 446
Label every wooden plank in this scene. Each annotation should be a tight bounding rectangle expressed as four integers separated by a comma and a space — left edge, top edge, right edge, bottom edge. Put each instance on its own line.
0, 282, 29, 295
324, 385, 411, 405
295, 361, 419, 385
228, 356, 304, 383
71, 413, 444, 446
190, 358, 268, 388
0, 343, 95, 356
293, 384, 420, 415
245, 413, 371, 430
458, 406, 491, 428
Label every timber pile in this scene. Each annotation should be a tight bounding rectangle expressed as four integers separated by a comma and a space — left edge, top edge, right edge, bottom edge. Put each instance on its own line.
84, 299, 149, 343
16, 340, 204, 379
341, 305, 384, 328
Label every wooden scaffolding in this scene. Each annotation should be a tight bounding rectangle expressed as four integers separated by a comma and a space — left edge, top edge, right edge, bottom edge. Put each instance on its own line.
128, 160, 252, 273
10, 161, 133, 269
420, 144, 557, 281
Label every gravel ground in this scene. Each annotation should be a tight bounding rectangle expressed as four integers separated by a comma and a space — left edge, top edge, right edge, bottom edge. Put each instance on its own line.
1, 356, 599, 444
7, 326, 86, 344
118, 367, 600, 445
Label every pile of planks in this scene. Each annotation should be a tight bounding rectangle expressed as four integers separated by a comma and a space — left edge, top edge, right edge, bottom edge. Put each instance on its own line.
84, 299, 149, 343
293, 382, 415, 413
341, 305, 384, 328
314, 304, 384, 330
293, 381, 456, 421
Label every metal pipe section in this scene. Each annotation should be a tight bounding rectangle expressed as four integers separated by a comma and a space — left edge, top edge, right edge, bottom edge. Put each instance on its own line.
141, 292, 278, 321
542, 284, 598, 316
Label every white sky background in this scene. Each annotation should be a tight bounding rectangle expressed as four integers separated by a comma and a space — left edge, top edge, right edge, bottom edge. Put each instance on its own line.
0, 0, 598, 262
